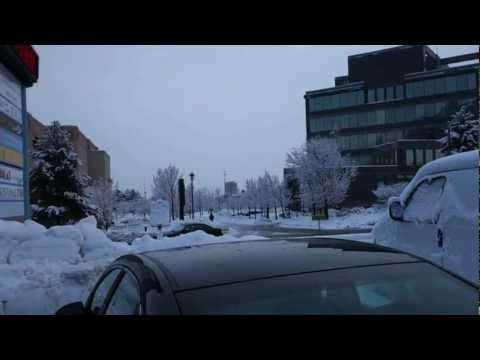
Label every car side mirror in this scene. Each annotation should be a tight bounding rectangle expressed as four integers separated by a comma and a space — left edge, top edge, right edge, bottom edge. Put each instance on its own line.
388, 198, 404, 221
55, 302, 87, 315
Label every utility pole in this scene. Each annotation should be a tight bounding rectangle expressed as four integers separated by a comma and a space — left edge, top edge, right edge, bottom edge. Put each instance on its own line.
190, 172, 195, 219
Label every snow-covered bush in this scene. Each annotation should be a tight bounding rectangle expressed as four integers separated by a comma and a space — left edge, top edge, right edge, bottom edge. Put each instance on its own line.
372, 182, 408, 203
30, 121, 93, 227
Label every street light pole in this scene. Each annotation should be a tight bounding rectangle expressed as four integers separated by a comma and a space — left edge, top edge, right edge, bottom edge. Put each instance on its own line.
190, 172, 195, 220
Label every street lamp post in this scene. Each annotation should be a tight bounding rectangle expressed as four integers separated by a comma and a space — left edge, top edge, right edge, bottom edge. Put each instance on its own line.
190, 172, 195, 219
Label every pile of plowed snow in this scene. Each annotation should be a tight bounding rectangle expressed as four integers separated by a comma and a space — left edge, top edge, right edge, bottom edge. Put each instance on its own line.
0, 216, 266, 315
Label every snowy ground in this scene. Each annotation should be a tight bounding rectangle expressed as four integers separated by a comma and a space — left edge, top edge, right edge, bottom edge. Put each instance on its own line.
0, 206, 386, 314
0, 216, 267, 315
212, 206, 385, 231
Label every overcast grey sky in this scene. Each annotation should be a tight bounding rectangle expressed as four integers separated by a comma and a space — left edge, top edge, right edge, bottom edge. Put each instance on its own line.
27, 45, 478, 194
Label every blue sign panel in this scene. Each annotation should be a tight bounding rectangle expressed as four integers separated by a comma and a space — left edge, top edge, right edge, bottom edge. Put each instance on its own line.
0, 61, 25, 219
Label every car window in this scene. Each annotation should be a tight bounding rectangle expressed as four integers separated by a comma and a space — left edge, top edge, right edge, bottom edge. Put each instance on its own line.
105, 272, 141, 315
177, 262, 476, 315
89, 269, 122, 315
403, 177, 446, 223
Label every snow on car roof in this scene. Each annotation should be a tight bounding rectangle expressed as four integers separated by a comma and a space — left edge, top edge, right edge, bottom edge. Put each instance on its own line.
415, 150, 478, 178
142, 238, 419, 291
399, 150, 478, 203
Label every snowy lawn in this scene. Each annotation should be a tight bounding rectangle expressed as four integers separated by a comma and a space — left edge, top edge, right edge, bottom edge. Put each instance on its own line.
212, 206, 386, 230
0, 216, 267, 315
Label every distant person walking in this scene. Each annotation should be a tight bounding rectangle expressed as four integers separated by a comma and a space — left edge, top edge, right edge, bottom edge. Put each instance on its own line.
209, 209, 215, 222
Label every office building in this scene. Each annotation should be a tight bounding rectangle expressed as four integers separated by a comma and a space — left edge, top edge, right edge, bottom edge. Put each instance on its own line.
304, 45, 478, 204
224, 181, 238, 196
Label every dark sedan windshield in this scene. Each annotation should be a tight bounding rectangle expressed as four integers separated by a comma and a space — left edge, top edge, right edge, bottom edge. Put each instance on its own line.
177, 262, 477, 315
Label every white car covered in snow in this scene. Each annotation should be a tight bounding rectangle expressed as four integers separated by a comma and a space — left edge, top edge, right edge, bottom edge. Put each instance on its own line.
373, 150, 479, 284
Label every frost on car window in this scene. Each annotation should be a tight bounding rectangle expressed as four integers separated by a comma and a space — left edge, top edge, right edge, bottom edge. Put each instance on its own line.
403, 177, 446, 223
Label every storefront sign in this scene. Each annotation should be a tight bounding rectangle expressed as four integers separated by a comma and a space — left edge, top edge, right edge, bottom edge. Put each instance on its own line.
0, 63, 22, 109
0, 93, 22, 124
0, 163, 23, 186
0, 182, 23, 201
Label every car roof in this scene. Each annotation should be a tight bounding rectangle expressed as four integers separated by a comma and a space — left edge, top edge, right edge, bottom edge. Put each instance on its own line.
141, 238, 421, 292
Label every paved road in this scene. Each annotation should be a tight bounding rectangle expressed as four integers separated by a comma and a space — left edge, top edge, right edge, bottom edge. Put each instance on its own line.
226, 222, 372, 239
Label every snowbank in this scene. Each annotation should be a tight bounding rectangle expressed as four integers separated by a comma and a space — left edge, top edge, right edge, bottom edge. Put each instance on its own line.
0, 217, 266, 315
211, 206, 385, 231
278, 206, 384, 230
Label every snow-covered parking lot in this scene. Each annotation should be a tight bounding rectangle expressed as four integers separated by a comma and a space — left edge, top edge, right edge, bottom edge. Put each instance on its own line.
0, 206, 387, 314
0, 217, 267, 315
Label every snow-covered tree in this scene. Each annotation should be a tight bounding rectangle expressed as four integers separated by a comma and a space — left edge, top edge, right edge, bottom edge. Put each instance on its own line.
440, 105, 479, 155
30, 121, 93, 227
87, 178, 115, 230
152, 164, 180, 221
286, 138, 357, 211
372, 181, 408, 203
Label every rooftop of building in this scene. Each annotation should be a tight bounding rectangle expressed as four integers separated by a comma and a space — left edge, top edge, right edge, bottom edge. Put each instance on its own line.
305, 45, 479, 97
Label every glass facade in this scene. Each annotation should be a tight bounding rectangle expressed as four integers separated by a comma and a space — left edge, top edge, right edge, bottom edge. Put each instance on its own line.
406, 149, 414, 166
376, 88, 385, 102
406, 73, 476, 98
335, 129, 403, 151
309, 90, 364, 112
386, 86, 394, 100
395, 85, 404, 99
308, 99, 472, 133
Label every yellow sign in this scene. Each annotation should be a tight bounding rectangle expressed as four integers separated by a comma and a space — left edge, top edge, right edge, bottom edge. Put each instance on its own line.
0, 145, 23, 167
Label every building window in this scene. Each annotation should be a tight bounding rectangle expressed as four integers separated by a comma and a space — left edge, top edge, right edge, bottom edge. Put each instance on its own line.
435, 77, 446, 94
395, 108, 404, 123
357, 91, 365, 105
425, 149, 433, 163
467, 73, 477, 90
456, 73, 469, 91
425, 103, 435, 117
374, 110, 384, 125
425, 79, 435, 96
406, 149, 414, 166
376, 88, 385, 102
406, 83, 415, 98
404, 106, 415, 122
386, 109, 395, 124
368, 89, 375, 103
415, 104, 425, 119
323, 96, 331, 110
386, 86, 394, 100
395, 85, 404, 99
415, 149, 424, 166
357, 112, 368, 127
376, 132, 384, 145
368, 133, 376, 147
331, 94, 340, 109
348, 114, 358, 127
446, 76, 456, 93
415, 81, 425, 97
435, 102, 445, 115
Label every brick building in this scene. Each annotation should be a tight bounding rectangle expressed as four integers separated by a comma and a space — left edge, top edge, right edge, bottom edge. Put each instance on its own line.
28, 113, 111, 181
